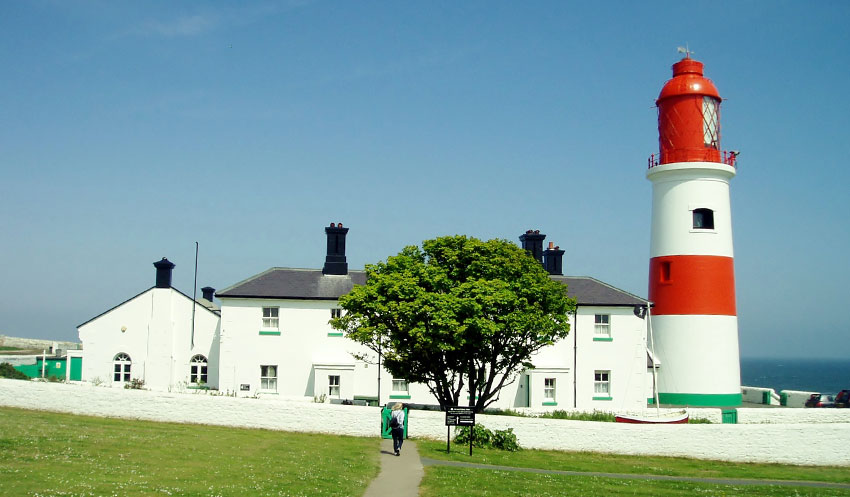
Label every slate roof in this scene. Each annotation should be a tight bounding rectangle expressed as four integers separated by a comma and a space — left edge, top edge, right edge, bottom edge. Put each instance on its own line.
216, 268, 646, 306
551, 275, 647, 307
216, 268, 367, 300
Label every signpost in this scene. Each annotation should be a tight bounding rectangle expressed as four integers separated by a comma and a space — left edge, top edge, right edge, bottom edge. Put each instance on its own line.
445, 406, 476, 455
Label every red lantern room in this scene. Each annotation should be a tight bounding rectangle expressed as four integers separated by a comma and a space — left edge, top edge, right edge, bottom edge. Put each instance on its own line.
656, 57, 722, 164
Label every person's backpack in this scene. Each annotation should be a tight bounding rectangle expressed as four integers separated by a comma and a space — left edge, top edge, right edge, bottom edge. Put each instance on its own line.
389, 414, 400, 428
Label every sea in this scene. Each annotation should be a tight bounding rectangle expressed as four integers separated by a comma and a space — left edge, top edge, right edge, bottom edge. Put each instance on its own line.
740, 357, 850, 395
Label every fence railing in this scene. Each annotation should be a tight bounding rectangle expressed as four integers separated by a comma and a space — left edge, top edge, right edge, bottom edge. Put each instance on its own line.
648, 151, 738, 169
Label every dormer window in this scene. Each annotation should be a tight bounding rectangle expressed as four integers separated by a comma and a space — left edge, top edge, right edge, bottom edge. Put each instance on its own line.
693, 208, 715, 230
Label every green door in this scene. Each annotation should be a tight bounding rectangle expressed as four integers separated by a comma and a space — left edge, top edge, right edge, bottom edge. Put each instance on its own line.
70, 357, 82, 381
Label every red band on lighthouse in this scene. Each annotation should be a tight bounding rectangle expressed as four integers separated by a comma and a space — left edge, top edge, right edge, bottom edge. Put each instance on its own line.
649, 255, 736, 316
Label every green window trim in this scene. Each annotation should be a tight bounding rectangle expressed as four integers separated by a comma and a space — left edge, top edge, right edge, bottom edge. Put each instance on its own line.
593, 337, 613, 342
542, 401, 558, 406
327, 332, 344, 337
259, 331, 281, 336
593, 396, 613, 401
389, 394, 411, 399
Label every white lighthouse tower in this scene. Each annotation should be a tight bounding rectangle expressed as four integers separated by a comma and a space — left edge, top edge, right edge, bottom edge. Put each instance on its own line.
647, 55, 741, 406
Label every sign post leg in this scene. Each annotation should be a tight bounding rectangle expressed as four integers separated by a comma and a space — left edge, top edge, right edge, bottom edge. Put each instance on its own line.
447, 426, 450, 453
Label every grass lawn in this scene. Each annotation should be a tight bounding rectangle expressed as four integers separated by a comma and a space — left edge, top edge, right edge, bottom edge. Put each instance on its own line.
416, 439, 850, 497
0, 407, 380, 497
419, 466, 850, 497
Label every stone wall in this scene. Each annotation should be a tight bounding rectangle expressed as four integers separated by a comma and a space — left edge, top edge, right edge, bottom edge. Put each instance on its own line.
1, 379, 848, 466
0, 335, 80, 352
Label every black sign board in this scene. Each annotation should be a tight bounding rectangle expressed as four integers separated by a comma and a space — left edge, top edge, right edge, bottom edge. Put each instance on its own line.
445, 406, 475, 426
240, 384, 250, 391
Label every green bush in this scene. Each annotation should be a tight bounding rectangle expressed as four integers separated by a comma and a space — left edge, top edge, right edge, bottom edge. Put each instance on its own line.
0, 362, 29, 380
540, 409, 616, 422
491, 427, 520, 451
453, 424, 521, 451
124, 378, 146, 390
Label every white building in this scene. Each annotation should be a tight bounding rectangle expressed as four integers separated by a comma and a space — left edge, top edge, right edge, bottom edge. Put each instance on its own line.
213, 225, 652, 411
77, 225, 654, 411
77, 258, 221, 391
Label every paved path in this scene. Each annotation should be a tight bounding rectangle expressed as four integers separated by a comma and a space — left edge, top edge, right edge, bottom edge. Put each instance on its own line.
420, 458, 850, 490
362, 439, 424, 497
361, 440, 850, 496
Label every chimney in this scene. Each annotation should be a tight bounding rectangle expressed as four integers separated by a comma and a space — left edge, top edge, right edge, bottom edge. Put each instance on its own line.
323, 222, 349, 275
153, 257, 175, 288
519, 229, 546, 264
543, 241, 566, 276
201, 286, 215, 301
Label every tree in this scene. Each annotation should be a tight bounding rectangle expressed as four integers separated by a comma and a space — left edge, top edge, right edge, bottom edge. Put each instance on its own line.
331, 235, 576, 412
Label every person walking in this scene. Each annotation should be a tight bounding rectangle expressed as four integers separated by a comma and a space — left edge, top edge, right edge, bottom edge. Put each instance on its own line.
389, 402, 406, 456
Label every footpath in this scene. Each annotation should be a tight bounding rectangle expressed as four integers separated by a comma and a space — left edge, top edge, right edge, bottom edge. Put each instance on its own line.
362, 440, 850, 496
362, 439, 424, 497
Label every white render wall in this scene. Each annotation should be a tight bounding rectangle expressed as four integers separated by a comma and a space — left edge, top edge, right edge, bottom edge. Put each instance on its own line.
218, 298, 651, 411
2, 379, 848, 466
77, 288, 220, 391
647, 161, 736, 258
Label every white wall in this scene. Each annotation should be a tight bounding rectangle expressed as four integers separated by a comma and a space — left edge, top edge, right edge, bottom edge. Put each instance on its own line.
78, 288, 220, 391
218, 299, 650, 412
2, 379, 848, 466
574, 307, 648, 411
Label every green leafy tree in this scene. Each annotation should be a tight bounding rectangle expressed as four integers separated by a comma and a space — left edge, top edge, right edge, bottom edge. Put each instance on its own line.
332, 235, 576, 412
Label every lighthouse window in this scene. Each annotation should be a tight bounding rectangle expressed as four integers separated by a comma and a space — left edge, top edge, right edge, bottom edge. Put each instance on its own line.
703, 96, 720, 149
660, 261, 672, 283
693, 208, 715, 230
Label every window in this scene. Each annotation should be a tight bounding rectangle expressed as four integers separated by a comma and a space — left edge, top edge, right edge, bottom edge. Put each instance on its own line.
703, 96, 720, 149
594, 370, 611, 396
693, 208, 715, 230
113, 353, 131, 382
331, 308, 342, 319
660, 261, 672, 283
262, 307, 279, 330
328, 375, 340, 397
594, 315, 611, 338
190, 354, 208, 384
544, 378, 556, 401
392, 379, 409, 395
260, 365, 277, 391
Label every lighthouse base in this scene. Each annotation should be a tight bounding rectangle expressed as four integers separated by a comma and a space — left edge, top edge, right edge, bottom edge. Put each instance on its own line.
651, 314, 741, 408
656, 392, 741, 407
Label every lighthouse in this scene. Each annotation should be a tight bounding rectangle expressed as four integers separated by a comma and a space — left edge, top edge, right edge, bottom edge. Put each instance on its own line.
647, 55, 741, 406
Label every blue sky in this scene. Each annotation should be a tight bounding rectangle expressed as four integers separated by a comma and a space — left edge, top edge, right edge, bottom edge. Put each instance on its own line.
2, 1, 848, 358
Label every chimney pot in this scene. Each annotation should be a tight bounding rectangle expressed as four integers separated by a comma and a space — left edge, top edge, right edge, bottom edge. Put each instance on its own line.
153, 257, 175, 288
201, 286, 215, 301
543, 243, 566, 276
519, 230, 546, 264
323, 223, 350, 275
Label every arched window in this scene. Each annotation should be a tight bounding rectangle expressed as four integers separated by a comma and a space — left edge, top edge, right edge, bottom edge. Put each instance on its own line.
190, 354, 208, 385
113, 353, 132, 382
693, 208, 715, 230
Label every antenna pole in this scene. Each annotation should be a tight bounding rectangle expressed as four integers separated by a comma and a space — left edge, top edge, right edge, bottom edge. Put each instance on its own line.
191, 242, 198, 349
